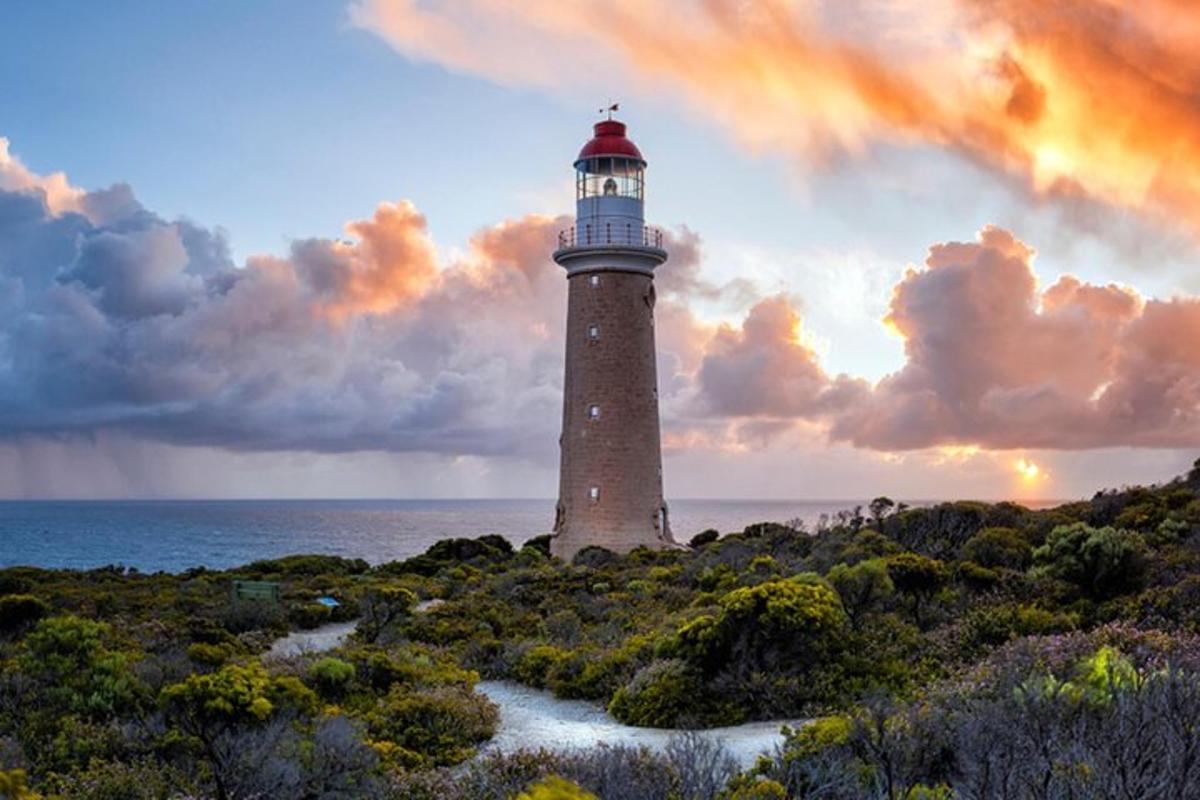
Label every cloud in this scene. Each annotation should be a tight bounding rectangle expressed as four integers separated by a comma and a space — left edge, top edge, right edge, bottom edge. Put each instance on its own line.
351, 0, 1200, 236
0, 147, 717, 463
680, 226, 1199, 452
0, 138, 1196, 473
0, 137, 85, 217
697, 295, 867, 418
788, 226, 1194, 450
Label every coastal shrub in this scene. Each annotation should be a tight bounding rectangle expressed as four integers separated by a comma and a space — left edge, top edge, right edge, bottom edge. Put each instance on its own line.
964, 603, 1079, 649
727, 778, 788, 800
309, 657, 356, 699
1032, 523, 1147, 598
364, 685, 497, 767
161, 662, 318, 730
219, 596, 287, 634
834, 530, 903, 566
289, 601, 332, 630
0, 770, 37, 800
515, 776, 598, 800
961, 526, 1033, 570
677, 578, 846, 679
884, 554, 949, 627
41, 758, 184, 800
358, 585, 417, 643
186, 641, 232, 668
608, 659, 738, 727
21, 615, 145, 718
955, 560, 1002, 591
384, 536, 514, 577
523, 534, 553, 556
348, 644, 476, 692
689, 529, 719, 548
827, 558, 893, 628
742, 522, 798, 539
573, 546, 619, 569
0, 595, 50, 635
239, 554, 369, 578
515, 644, 569, 688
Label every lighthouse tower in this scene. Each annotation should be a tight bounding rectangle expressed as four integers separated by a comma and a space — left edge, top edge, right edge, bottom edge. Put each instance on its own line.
551, 115, 675, 560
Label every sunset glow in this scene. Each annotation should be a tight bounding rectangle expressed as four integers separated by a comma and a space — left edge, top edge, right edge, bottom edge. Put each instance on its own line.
1016, 458, 1042, 481
0, 1, 1196, 501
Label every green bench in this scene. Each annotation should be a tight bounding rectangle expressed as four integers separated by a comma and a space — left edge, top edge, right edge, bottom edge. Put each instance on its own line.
231, 580, 281, 604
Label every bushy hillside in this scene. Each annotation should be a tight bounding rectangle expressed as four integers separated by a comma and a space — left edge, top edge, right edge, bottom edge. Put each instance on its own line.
2, 460, 1199, 798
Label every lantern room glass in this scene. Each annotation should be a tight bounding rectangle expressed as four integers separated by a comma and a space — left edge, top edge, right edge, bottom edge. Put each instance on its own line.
576, 156, 644, 201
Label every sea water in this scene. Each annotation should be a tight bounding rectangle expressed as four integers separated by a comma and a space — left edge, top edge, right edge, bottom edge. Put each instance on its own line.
0, 498, 1061, 572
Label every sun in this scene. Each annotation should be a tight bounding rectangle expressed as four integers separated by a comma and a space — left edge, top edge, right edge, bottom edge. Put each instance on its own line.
1015, 458, 1042, 481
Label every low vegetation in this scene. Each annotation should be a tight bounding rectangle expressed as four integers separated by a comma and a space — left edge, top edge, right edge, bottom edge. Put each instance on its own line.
1, 461, 1199, 797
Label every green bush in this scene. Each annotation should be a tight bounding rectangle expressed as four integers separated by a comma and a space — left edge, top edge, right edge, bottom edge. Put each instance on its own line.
21, 615, 144, 718
364, 686, 497, 767
962, 527, 1033, 570
309, 656, 356, 699
608, 658, 740, 727
0, 770, 37, 800
728, 778, 788, 800
161, 662, 318, 729
885, 553, 949, 627
827, 558, 893, 627
965, 603, 1078, 648
689, 529, 720, 548
516, 776, 598, 800
186, 641, 232, 667
1032, 523, 1146, 598
0, 594, 50, 634
664, 577, 850, 714
515, 644, 570, 688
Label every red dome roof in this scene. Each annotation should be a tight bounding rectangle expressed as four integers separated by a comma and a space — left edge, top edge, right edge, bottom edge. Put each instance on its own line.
576, 120, 644, 162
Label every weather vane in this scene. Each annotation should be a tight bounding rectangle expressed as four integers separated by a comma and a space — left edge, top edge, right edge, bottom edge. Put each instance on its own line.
599, 101, 619, 120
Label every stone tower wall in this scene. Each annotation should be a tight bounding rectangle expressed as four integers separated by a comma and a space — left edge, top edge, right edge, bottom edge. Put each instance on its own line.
552, 268, 669, 559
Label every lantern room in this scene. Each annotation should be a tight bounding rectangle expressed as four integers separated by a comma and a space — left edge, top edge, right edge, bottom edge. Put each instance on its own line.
572, 119, 649, 244
575, 120, 645, 201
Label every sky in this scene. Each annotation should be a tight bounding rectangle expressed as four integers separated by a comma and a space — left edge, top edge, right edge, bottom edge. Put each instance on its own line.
0, 0, 1198, 501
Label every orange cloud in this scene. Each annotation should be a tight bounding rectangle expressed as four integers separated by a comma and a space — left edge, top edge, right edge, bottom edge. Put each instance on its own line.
0, 136, 85, 217
836, 226, 1200, 449
354, 0, 1200, 234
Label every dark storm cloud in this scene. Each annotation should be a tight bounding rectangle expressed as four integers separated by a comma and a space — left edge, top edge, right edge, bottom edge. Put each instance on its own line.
0, 181, 577, 457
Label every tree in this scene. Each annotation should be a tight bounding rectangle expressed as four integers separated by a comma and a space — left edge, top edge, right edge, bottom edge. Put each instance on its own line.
828, 558, 894, 629
358, 585, 417, 643
1032, 523, 1146, 599
869, 497, 896, 529
962, 527, 1033, 570
885, 554, 949, 628
160, 662, 318, 800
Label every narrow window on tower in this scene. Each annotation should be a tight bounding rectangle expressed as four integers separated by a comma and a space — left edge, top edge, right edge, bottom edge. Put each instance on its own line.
588, 324, 600, 341
589, 486, 600, 502
590, 274, 601, 287
588, 404, 600, 420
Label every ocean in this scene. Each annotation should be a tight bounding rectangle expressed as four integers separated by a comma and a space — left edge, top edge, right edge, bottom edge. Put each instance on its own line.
0, 498, 1062, 573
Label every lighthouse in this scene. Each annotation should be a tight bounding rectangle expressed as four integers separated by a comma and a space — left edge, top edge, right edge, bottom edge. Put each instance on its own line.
551, 113, 675, 560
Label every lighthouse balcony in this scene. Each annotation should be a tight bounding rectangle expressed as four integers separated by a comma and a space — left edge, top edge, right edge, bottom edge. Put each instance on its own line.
556, 224, 663, 250
553, 224, 668, 275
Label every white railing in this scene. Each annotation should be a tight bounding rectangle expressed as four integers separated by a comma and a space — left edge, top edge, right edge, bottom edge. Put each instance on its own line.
557, 224, 663, 250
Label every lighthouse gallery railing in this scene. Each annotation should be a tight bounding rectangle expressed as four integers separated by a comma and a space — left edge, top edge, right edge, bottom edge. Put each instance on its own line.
557, 225, 664, 250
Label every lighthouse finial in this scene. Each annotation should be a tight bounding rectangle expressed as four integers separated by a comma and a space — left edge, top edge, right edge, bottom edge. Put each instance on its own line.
598, 101, 619, 120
